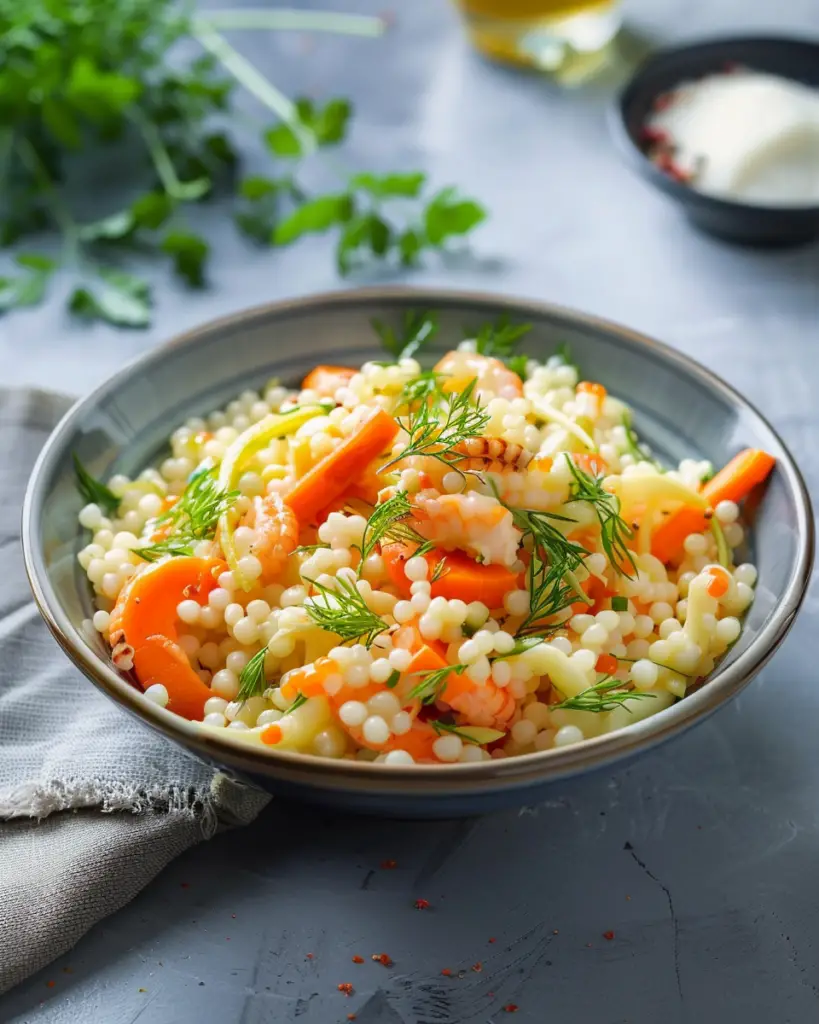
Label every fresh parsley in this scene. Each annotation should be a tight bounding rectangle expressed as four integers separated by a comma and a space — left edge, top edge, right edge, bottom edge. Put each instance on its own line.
0, 5, 486, 326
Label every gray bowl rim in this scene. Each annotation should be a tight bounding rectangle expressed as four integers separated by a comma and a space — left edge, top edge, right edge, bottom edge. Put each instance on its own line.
22, 286, 815, 787
609, 33, 819, 217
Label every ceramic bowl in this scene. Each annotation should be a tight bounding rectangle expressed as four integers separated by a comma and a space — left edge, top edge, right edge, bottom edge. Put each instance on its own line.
22, 288, 814, 817
611, 35, 819, 246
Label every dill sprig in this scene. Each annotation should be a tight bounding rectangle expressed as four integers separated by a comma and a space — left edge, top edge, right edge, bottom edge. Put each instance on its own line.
237, 646, 268, 702
383, 378, 490, 471
565, 455, 636, 578
407, 663, 468, 704
472, 316, 531, 361
552, 676, 656, 714
430, 556, 448, 583
287, 693, 308, 713
396, 369, 445, 412
356, 491, 432, 571
429, 719, 506, 744
304, 575, 388, 646
73, 454, 119, 515
134, 466, 239, 562
372, 310, 439, 362
492, 635, 551, 659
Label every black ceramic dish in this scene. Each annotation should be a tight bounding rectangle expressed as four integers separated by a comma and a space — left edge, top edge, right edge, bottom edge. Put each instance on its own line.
611, 35, 819, 247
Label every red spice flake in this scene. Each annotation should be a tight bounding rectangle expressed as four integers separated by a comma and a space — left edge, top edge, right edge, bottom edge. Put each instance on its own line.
46, 981, 55, 988
352, 955, 364, 964
372, 952, 393, 967
640, 126, 669, 147
305, 953, 314, 960
337, 982, 354, 996
380, 859, 397, 870
603, 930, 615, 941
347, 1016, 357, 1022
440, 968, 452, 977
471, 962, 483, 973
488, 937, 496, 944
414, 898, 431, 910
504, 1006, 519, 1014
180, 882, 190, 889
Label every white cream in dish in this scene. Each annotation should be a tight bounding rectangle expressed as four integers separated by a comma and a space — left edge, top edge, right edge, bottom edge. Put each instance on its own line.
646, 69, 819, 206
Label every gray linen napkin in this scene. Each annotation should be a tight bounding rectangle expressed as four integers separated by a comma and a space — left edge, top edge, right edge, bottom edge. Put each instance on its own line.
0, 388, 271, 994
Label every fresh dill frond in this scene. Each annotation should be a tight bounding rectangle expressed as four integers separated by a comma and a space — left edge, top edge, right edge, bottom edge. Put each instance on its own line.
492, 635, 551, 659
497, 494, 589, 634
407, 663, 468, 704
134, 466, 239, 562
237, 646, 268, 702
396, 369, 446, 413
73, 454, 119, 515
357, 491, 427, 570
287, 693, 308, 713
430, 556, 448, 583
304, 575, 388, 647
429, 719, 506, 744
294, 542, 331, 555
384, 378, 490, 471
471, 316, 532, 363
372, 310, 439, 362
565, 455, 636, 578
552, 676, 656, 714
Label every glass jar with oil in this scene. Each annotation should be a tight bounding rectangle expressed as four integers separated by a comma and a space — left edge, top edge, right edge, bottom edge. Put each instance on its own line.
453, 0, 621, 77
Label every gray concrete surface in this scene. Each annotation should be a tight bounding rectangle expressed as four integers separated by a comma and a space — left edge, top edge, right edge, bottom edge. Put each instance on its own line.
4, 0, 819, 1021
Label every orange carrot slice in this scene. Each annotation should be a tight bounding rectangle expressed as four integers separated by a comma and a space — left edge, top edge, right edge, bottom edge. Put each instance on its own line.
285, 408, 399, 526
301, 365, 356, 398
382, 543, 519, 610
651, 449, 775, 564
109, 556, 225, 719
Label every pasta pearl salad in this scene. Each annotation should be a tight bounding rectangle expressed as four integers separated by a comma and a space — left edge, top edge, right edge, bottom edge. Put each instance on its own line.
74, 313, 774, 766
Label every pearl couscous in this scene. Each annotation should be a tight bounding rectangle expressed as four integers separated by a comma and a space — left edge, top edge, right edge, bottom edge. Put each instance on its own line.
76, 315, 774, 765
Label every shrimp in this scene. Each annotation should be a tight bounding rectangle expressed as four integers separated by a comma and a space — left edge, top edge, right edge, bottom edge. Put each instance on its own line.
434, 350, 523, 401
109, 556, 226, 719
413, 490, 523, 568
235, 492, 299, 582
404, 644, 518, 731
452, 436, 532, 474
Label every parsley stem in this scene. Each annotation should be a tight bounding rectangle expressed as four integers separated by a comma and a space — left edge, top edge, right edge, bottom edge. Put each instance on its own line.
199, 9, 387, 37
15, 138, 77, 250
128, 109, 191, 202
191, 22, 312, 150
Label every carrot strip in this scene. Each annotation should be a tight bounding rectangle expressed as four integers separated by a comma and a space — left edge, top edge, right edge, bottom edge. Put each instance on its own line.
651, 448, 775, 564
285, 408, 399, 526
301, 365, 356, 398
109, 556, 225, 719
382, 543, 519, 610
